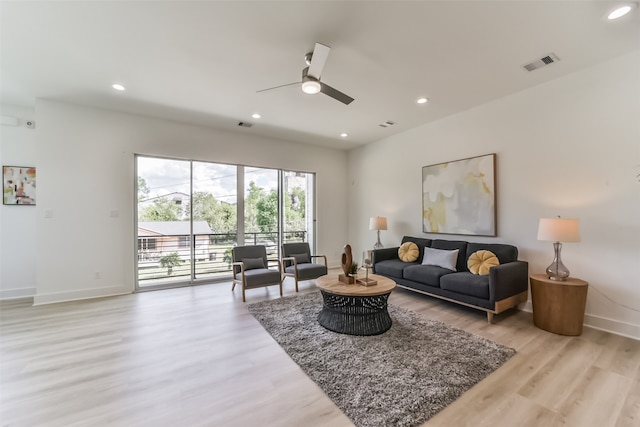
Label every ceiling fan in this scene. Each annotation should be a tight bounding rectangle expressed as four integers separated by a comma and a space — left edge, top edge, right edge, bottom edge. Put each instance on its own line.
257, 43, 354, 105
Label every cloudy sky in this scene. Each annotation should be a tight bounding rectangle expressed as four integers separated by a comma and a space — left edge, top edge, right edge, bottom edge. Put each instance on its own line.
137, 156, 278, 204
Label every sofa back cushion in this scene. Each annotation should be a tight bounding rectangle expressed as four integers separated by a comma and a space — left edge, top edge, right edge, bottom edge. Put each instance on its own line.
466, 243, 518, 265
431, 239, 468, 272
401, 236, 432, 264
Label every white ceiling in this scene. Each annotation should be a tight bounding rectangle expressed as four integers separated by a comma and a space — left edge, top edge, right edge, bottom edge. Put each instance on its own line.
2, 1, 639, 150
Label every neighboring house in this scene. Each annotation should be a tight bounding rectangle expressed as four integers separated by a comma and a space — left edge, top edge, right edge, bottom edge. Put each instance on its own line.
137, 221, 213, 262
138, 192, 191, 220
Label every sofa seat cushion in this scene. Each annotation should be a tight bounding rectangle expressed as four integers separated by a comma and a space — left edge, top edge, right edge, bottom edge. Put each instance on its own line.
440, 272, 489, 299
285, 263, 327, 280
374, 259, 408, 279
403, 264, 450, 287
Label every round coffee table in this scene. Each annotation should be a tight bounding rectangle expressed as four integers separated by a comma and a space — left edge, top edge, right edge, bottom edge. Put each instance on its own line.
316, 274, 396, 336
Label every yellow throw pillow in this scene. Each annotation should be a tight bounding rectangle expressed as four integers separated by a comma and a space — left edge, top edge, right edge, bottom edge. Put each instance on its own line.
467, 250, 499, 275
398, 242, 419, 262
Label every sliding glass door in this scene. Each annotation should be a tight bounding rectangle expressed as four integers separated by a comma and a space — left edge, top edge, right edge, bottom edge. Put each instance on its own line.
136, 155, 315, 289
191, 161, 238, 281
244, 167, 280, 256
283, 170, 314, 246
137, 156, 193, 285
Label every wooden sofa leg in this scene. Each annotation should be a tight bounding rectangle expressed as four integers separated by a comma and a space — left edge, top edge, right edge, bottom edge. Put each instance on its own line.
487, 312, 494, 324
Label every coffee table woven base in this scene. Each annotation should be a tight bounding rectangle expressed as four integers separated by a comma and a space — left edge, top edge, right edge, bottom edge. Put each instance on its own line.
317, 290, 392, 336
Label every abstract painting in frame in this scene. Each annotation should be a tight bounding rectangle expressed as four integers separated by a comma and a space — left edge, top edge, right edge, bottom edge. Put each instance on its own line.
3, 166, 36, 205
422, 154, 496, 236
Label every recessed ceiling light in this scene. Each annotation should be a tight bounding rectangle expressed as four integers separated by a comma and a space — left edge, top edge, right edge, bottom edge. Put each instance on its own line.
417, 97, 428, 104
607, 4, 636, 20
340, 133, 348, 138
252, 113, 261, 119
112, 83, 125, 91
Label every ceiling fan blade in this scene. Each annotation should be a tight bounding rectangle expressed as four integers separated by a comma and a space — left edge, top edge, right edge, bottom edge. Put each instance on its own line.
307, 43, 330, 80
256, 81, 300, 93
320, 82, 354, 105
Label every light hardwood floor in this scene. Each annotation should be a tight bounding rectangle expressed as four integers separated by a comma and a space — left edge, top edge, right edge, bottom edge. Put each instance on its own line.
1, 275, 639, 427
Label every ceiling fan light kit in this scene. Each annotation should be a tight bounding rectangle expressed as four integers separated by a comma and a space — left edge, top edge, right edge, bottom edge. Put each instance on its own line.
301, 81, 321, 94
301, 69, 322, 94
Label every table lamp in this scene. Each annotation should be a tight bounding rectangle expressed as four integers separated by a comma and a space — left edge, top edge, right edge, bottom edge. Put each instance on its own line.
537, 216, 580, 281
369, 216, 387, 250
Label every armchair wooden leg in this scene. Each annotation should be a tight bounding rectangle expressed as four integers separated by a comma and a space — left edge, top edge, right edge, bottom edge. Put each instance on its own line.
279, 282, 283, 297
242, 285, 246, 303
232, 282, 236, 291
295, 277, 299, 293
487, 312, 494, 324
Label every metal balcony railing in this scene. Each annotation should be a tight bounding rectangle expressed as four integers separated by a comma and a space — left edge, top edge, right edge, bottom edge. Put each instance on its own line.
137, 231, 307, 285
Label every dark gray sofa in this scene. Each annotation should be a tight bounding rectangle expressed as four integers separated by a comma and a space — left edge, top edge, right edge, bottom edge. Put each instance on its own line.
372, 236, 528, 323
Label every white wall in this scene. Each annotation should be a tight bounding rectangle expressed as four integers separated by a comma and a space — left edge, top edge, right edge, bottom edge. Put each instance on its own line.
32, 100, 348, 304
5, 52, 638, 338
348, 51, 640, 339
0, 105, 38, 299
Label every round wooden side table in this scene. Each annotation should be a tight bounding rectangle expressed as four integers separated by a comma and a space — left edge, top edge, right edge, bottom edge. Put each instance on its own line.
529, 274, 588, 336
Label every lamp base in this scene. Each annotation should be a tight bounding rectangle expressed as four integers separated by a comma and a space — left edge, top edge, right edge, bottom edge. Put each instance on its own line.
546, 242, 570, 281
546, 274, 568, 282
373, 230, 383, 250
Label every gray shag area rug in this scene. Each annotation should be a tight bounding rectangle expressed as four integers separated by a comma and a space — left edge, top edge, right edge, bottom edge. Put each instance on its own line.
247, 292, 515, 427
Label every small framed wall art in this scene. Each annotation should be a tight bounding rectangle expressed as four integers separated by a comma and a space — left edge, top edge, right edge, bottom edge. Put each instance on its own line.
422, 153, 496, 236
3, 166, 36, 205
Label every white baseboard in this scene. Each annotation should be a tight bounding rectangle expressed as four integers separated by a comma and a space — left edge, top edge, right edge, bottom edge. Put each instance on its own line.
520, 301, 640, 341
33, 285, 132, 305
0, 287, 36, 300
582, 314, 640, 340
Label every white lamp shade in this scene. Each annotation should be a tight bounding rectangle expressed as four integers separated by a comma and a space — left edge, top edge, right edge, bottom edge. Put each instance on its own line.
369, 216, 388, 231
537, 218, 580, 242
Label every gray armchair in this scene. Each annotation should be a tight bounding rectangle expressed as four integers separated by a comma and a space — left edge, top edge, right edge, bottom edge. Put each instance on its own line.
281, 242, 328, 292
232, 245, 283, 302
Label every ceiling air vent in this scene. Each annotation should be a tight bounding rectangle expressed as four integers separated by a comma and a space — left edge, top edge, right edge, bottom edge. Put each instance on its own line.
238, 121, 253, 128
378, 120, 396, 128
523, 53, 560, 72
